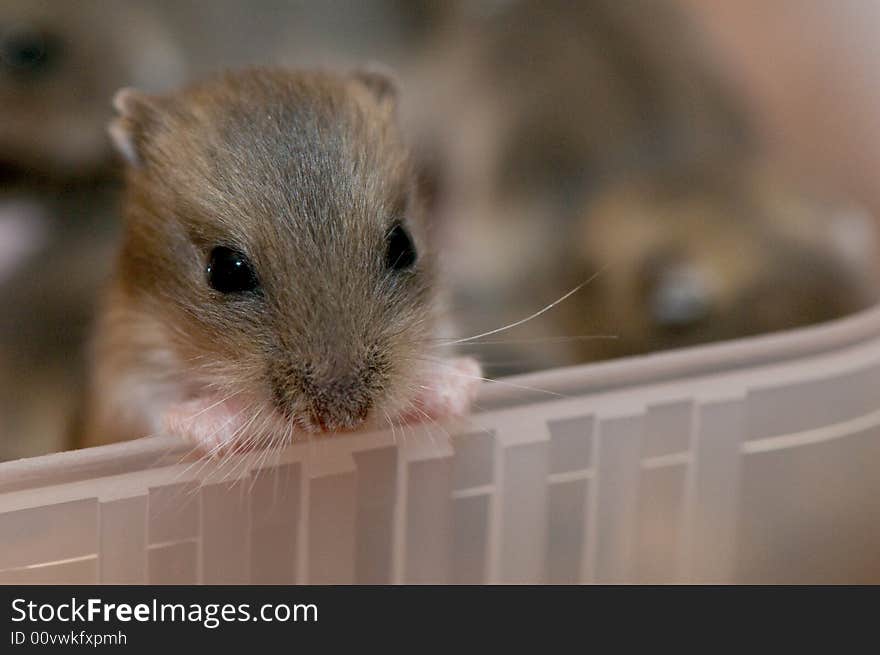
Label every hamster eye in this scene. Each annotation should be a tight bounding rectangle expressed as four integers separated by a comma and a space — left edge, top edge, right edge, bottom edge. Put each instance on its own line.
385, 223, 417, 271
206, 247, 260, 294
647, 263, 712, 330
0, 26, 63, 76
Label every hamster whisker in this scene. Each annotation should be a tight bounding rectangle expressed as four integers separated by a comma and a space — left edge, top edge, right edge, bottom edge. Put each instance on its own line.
436, 334, 619, 347
177, 389, 247, 426
167, 441, 208, 470
407, 354, 570, 398
382, 408, 400, 447
213, 407, 269, 484
433, 267, 607, 347
260, 431, 289, 478
240, 426, 277, 493
175, 403, 256, 485
253, 421, 291, 488
247, 446, 274, 494
416, 405, 453, 442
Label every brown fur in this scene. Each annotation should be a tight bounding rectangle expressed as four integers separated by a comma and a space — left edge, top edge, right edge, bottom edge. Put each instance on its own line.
81, 68, 439, 447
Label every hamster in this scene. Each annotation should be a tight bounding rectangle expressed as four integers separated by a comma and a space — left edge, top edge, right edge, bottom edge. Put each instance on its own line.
554, 161, 880, 364
79, 68, 479, 452
406, 0, 880, 376
0, 0, 184, 179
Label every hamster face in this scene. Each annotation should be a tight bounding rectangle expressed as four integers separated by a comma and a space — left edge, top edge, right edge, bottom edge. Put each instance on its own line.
564, 165, 878, 360
113, 70, 442, 436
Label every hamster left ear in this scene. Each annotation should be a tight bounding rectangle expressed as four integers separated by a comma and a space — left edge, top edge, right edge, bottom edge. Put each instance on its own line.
107, 87, 165, 168
351, 64, 399, 116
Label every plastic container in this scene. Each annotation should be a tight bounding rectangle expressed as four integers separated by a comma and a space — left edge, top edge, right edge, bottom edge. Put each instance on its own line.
2, 304, 880, 584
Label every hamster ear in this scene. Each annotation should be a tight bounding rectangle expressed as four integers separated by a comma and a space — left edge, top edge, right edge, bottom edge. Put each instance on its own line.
351, 64, 399, 116
107, 87, 164, 168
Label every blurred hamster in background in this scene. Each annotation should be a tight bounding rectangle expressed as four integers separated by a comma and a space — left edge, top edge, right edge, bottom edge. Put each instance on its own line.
407, 0, 880, 376
0, 0, 185, 178
0, 0, 186, 460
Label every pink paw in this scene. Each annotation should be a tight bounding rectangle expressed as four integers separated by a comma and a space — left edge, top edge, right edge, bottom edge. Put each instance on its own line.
399, 356, 482, 424
163, 396, 263, 454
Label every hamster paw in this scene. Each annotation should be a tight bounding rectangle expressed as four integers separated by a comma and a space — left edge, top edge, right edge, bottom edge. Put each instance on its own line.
399, 356, 482, 424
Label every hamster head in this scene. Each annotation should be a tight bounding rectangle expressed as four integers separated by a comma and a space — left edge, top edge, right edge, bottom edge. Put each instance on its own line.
564, 163, 879, 361
0, 0, 184, 179
109, 68, 459, 441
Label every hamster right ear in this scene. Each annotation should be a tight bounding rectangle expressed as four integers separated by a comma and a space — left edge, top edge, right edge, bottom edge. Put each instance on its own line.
351, 64, 399, 118
107, 88, 164, 168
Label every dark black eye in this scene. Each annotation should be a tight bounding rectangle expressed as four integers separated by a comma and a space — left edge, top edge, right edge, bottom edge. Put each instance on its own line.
385, 223, 417, 271
0, 26, 63, 76
206, 247, 260, 294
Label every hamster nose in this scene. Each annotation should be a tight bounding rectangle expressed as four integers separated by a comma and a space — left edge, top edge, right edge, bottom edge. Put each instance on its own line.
308, 396, 371, 433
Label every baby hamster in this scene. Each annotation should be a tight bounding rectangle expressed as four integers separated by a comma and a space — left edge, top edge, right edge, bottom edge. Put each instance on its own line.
0, 0, 184, 179
80, 67, 479, 451
557, 161, 880, 363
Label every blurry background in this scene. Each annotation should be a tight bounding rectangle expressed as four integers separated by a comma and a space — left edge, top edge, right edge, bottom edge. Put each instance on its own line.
2, 0, 880, 460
